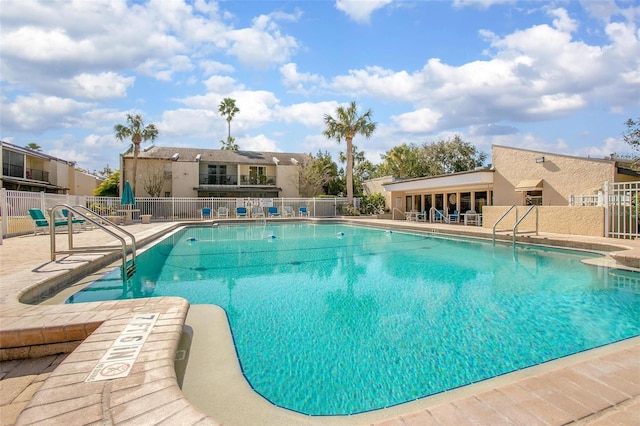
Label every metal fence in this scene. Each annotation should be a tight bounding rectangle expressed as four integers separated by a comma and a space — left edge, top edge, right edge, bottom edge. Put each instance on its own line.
605, 181, 639, 239
0, 189, 356, 238
570, 181, 640, 239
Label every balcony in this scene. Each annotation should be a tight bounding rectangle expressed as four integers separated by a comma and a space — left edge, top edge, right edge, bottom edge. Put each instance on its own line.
27, 168, 49, 181
240, 175, 276, 185
199, 174, 238, 185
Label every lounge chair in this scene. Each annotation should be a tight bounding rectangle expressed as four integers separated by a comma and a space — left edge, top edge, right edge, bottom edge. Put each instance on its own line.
283, 206, 294, 217
251, 206, 265, 218
268, 206, 280, 217
28, 208, 67, 235
201, 207, 212, 220
417, 211, 427, 222
217, 206, 229, 219
236, 206, 248, 218
448, 210, 459, 223
299, 206, 309, 217
61, 209, 87, 230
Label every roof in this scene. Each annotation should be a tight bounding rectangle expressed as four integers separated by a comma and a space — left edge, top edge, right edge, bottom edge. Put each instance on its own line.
125, 146, 310, 166
1, 140, 76, 166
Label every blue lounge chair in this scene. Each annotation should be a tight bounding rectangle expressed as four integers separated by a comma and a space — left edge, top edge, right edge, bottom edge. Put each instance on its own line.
28, 208, 67, 235
236, 206, 248, 218
299, 206, 309, 217
448, 210, 459, 223
268, 206, 280, 217
201, 207, 212, 220
61, 209, 87, 230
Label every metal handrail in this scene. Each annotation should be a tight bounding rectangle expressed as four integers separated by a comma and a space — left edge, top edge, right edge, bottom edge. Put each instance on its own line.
429, 206, 449, 223
365, 204, 384, 215
512, 205, 538, 246
49, 204, 136, 280
492, 205, 517, 245
392, 207, 409, 220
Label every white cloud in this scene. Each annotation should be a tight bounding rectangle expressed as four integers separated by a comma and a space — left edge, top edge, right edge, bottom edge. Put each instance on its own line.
1, 94, 91, 132
240, 134, 280, 152
202, 76, 242, 94
334, 0, 393, 24
225, 14, 299, 68
280, 63, 326, 94
62, 72, 134, 100
200, 60, 234, 76
526, 93, 586, 116
576, 136, 635, 160
276, 101, 338, 127
159, 108, 218, 139
392, 108, 442, 133
548, 8, 578, 33
452, 0, 515, 9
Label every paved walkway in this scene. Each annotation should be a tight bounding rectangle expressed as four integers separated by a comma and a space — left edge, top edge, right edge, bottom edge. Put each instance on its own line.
0, 219, 639, 425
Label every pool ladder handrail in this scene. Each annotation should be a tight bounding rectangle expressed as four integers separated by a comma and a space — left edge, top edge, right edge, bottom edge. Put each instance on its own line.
49, 204, 137, 280
429, 206, 449, 223
392, 207, 409, 220
512, 205, 539, 246
492, 205, 538, 246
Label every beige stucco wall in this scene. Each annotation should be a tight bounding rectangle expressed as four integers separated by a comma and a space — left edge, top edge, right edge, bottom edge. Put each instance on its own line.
492, 145, 615, 206
482, 205, 605, 237
277, 165, 302, 198
72, 171, 102, 196
170, 161, 198, 197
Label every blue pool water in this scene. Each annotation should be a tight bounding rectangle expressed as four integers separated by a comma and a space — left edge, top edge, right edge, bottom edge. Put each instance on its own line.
67, 223, 640, 415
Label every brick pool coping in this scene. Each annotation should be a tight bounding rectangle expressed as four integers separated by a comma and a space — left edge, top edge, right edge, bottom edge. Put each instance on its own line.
1, 219, 639, 425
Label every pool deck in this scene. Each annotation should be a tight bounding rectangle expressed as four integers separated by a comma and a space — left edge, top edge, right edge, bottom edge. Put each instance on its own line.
0, 218, 639, 425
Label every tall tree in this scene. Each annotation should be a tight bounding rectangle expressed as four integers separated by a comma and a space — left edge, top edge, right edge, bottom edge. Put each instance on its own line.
420, 135, 486, 175
25, 142, 42, 151
141, 161, 169, 197
297, 151, 338, 197
623, 117, 640, 153
379, 143, 423, 178
323, 101, 376, 205
114, 114, 159, 193
218, 97, 240, 150
94, 170, 120, 197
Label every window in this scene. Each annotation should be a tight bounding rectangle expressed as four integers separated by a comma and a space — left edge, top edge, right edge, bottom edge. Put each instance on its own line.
249, 166, 266, 184
525, 191, 543, 206
2, 149, 25, 178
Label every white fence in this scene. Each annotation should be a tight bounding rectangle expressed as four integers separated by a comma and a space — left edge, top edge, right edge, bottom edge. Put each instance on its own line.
0, 189, 356, 238
605, 181, 639, 239
570, 181, 639, 239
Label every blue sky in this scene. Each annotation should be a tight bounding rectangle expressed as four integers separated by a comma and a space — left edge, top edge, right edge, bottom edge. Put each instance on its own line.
1, 0, 639, 173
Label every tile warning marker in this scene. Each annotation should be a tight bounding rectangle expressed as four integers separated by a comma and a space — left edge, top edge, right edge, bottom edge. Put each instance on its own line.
85, 313, 159, 382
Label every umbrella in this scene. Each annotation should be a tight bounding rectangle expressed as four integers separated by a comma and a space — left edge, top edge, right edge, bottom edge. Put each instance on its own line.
121, 180, 136, 206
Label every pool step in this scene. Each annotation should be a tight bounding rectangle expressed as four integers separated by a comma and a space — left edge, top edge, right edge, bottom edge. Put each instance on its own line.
123, 260, 137, 280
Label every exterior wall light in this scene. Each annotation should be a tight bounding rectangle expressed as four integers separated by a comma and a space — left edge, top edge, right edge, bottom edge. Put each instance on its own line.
535, 157, 545, 163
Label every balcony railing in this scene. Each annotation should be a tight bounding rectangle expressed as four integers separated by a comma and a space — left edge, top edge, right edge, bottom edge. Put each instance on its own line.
27, 168, 49, 181
199, 174, 238, 185
240, 175, 276, 185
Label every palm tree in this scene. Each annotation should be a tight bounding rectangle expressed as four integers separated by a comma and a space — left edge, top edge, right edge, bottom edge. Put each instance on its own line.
218, 97, 240, 150
323, 101, 376, 205
114, 114, 159, 194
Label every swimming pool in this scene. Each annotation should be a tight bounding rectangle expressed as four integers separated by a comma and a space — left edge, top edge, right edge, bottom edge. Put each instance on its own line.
66, 223, 640, 415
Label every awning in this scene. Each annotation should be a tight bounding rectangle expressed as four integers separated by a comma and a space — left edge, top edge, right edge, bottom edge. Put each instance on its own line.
514, 179, 543, 192
1, 177, 68, 191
